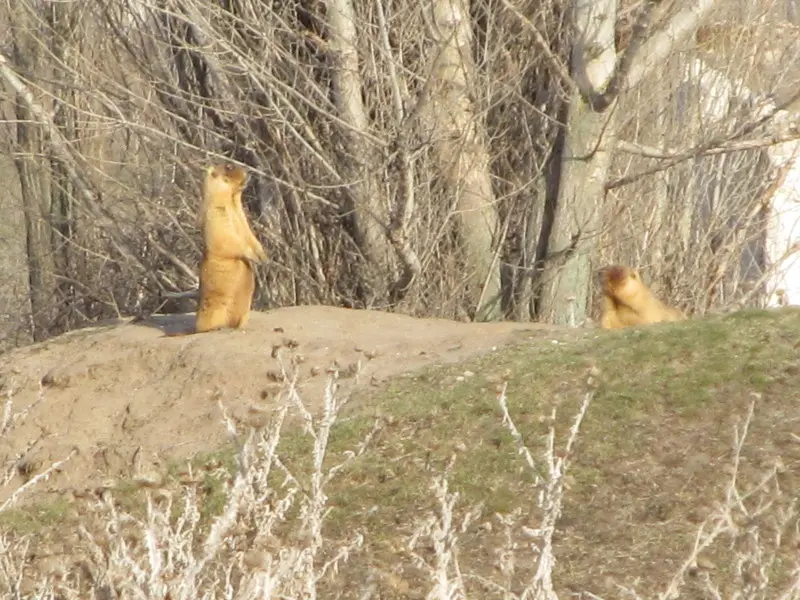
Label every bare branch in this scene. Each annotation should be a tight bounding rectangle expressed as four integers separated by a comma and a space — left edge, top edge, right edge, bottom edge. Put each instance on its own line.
617, 130, 800, 160
626, 0, 720, 89
587, 0, 660, 111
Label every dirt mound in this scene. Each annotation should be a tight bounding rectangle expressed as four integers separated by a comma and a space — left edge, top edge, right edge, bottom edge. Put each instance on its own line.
0, 306, 559, 503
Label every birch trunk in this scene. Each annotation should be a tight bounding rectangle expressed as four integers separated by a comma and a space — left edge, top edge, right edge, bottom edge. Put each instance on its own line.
326, 0, 391, 304
763, 127, 800, 307
539, 0, 720, 325
424, 0, 502, 321
683, 55, 800, 307
538, 0, 618, 326
9, 22, 55, 341
15, 108, 55, 342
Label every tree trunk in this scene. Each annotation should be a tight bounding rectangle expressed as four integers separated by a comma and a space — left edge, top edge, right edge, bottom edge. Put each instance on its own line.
424, 0, 502, 321
763, 146, 800, 307
539, 0, 618, 326
539, 0, 720, 325
8, 15, 56, 342
47, 0, 79, 329
540, 102, 618, 326
15, 100, 55, 342
326, 0, 391, 306
514, 177, 548, 321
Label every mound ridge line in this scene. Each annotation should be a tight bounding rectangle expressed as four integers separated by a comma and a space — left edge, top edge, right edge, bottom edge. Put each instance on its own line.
0, 305, 561, 503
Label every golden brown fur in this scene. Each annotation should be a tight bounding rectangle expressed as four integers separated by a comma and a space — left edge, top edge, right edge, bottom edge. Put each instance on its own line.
599, 265, 685, 330
194, 163, 267, 333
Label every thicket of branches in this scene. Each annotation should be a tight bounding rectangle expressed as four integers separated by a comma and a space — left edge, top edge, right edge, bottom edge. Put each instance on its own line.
1, 0, 799, 347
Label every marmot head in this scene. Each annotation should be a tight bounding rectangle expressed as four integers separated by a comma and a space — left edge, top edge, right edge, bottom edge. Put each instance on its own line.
602, 264, 642, 301
205, 163, 248, 195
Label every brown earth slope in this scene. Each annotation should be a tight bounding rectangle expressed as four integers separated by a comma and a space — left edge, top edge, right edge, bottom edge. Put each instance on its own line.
0, 306, 561, 503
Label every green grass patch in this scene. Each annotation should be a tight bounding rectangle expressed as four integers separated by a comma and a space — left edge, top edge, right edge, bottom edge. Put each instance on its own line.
0, 497, 73, 535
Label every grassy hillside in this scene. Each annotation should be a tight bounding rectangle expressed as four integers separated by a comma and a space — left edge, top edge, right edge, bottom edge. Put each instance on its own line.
2, 308, 799, 598
315, 308, 800, 597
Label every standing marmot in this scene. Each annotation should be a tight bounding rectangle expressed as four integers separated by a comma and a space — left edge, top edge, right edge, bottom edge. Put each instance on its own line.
600, 265, 685, 330
195, 163, 268, 333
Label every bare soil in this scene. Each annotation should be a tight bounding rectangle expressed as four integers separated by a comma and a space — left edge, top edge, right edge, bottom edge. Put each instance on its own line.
0, 305, 561, 503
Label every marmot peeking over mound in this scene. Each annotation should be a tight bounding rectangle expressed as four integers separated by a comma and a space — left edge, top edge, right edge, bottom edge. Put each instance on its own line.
600, 265, 685, 330
195, 163, 268, 333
